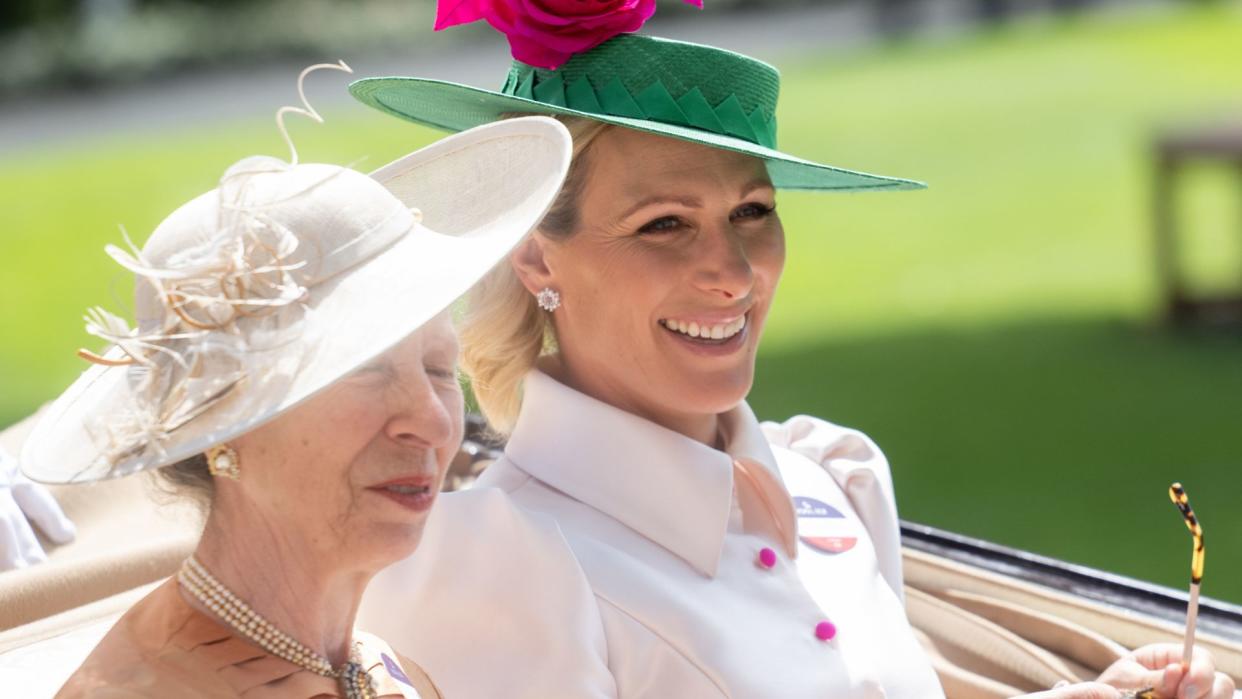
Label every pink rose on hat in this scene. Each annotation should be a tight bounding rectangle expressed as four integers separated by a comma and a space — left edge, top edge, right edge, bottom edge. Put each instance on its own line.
436, 0, 703, 70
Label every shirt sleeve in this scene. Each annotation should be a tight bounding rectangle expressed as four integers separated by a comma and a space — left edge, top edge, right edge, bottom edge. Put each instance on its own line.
760, 415, 906, 604
357, 487, 618, 699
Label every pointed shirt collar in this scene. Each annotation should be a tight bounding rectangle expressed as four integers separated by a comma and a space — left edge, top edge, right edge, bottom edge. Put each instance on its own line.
503, 371, 793, 577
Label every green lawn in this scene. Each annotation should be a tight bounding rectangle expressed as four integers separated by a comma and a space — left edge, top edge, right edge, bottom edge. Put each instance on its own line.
3, 4, 1242, 600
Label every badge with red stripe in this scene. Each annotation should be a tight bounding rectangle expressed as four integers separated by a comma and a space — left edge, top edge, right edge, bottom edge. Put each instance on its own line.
794, 496, 857, 554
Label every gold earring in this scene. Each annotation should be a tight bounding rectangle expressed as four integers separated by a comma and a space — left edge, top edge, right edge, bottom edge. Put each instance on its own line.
206, 444, 240, 480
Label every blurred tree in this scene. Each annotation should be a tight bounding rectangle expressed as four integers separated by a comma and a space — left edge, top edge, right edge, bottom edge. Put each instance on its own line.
873, 0, 919, 36
0, 0, 76, 32
1, 0, 264, 33
1048, 0, 1101, 12
83, 0, 133, 26
973, 0, 1012, 23
134, 0, 252, 5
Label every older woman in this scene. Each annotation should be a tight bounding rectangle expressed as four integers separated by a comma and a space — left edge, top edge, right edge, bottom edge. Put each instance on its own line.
351, 17, 1235, 699
19, 110, 571, 697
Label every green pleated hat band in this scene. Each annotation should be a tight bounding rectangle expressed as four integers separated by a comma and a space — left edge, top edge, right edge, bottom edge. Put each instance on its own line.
500, 34, 779, 149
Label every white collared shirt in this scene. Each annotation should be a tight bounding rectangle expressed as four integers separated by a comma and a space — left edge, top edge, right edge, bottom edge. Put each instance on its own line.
359, 372, 944, 698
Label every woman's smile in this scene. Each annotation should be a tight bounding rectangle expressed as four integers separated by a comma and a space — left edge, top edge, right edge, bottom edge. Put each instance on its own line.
657, 311, 750, 356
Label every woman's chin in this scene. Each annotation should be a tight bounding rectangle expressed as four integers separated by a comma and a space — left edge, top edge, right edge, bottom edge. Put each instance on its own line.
662, 371, 754, 417
652, 325, 760, 407
359, 522, 430, 565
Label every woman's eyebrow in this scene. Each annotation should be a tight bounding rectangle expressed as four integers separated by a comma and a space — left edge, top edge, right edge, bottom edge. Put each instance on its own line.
739, 178, 775, 197
427, 339, 460, 362
356, 359, 396, 378
618, 194, 703, 219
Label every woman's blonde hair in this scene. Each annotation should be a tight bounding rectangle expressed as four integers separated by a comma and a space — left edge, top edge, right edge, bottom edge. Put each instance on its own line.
459, 115, 612, 435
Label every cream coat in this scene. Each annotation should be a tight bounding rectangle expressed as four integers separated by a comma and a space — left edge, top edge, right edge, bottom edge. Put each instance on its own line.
359, 372, 944, 698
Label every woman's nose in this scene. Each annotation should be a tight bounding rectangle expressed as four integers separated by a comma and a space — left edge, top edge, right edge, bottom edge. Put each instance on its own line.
692, 226, 754, 300
384, 382, 456, 449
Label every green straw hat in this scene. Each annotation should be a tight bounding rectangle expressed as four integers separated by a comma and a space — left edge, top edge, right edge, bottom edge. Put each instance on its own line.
351, 34, 923, 192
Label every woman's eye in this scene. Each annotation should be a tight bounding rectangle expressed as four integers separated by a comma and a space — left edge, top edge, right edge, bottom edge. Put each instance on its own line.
732, 202, 775, 221
638, 215, 685, 234
425, 366, 457, 381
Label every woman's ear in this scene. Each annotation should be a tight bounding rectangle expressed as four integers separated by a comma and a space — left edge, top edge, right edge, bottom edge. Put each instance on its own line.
510, 233, 555, 295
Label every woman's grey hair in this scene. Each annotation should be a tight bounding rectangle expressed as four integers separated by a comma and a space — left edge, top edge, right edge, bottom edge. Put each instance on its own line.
150, 453, 215, 514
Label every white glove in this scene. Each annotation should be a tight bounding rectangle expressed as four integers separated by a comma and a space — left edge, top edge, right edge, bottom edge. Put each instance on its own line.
0, 444, 75, 571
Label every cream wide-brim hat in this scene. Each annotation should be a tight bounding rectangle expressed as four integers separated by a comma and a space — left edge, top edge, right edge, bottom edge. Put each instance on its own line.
22, 116, 571, 484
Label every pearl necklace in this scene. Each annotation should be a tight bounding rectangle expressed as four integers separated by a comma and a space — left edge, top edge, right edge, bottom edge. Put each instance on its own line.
178, 556, 378, 699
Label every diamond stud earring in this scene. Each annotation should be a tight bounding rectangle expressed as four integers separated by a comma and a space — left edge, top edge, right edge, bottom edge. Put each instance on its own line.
206, 444, 241, 480
536, 288, 561, 312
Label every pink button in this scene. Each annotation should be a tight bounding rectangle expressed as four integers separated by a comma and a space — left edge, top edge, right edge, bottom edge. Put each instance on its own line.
757, 547, 777, 569
815, 621, 837, 641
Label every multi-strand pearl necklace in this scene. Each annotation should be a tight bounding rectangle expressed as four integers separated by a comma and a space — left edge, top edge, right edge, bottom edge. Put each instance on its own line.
178, 555, 378, 699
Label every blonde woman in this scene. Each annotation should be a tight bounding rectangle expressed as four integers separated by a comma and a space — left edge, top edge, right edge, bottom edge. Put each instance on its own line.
20, 110, 571, 697
350, 9, 1235, 699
